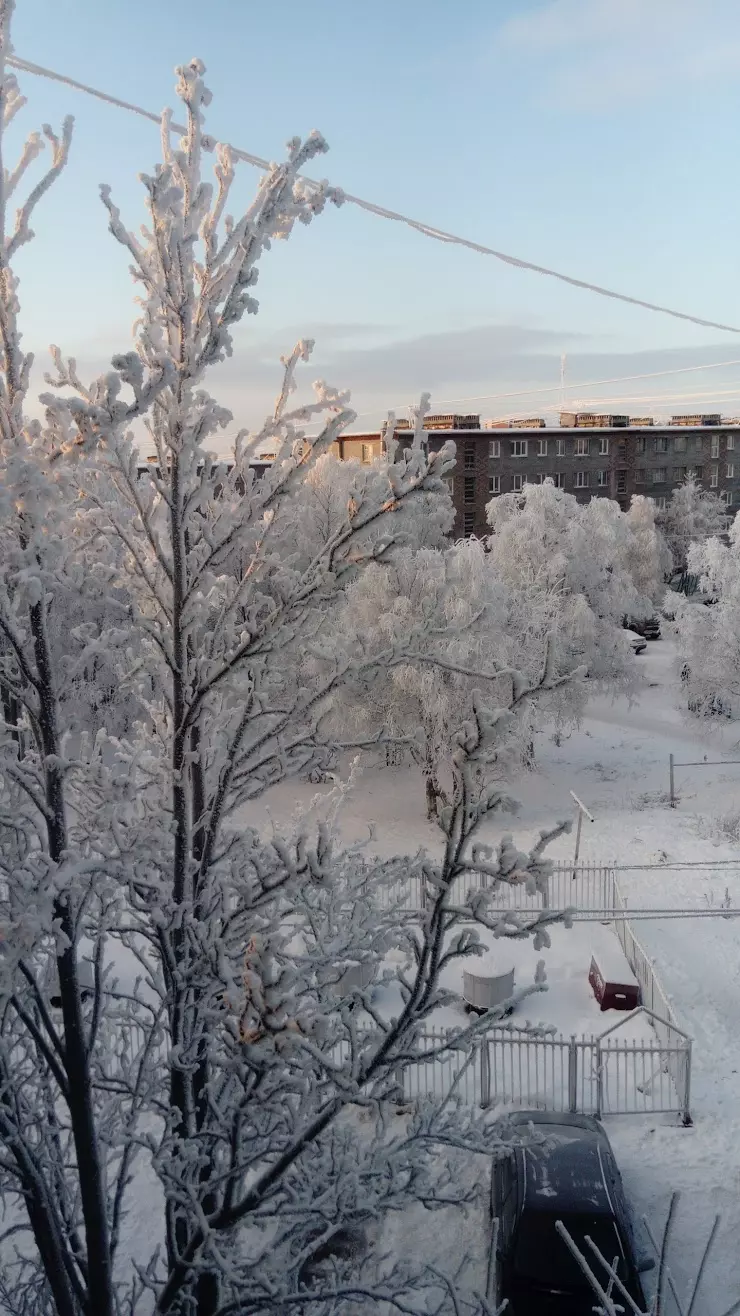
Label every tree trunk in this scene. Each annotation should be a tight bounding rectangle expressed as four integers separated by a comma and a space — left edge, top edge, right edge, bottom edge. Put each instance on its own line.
30, 599, 114, 1316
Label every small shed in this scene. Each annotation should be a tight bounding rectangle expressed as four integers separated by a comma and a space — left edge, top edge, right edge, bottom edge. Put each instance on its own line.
589, 947, 639, 1012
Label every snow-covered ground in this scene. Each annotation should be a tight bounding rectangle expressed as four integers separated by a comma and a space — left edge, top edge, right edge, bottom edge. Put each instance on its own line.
238, 635, 740, 1311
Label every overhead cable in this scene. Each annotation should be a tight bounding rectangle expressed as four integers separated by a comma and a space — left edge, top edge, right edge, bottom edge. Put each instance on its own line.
7, 52, 740, 337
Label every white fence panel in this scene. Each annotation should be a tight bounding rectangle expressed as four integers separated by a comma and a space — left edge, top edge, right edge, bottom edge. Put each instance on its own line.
483, 1030, 572, 1112
402, 1029, 481, 1105
598, 1038, 690, 1117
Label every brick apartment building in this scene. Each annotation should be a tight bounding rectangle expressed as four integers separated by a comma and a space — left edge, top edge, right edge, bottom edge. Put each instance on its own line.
336, 412, 740, 538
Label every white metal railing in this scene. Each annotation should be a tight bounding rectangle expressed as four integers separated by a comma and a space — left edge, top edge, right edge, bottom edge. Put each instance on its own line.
400, 1012, 691, 1120
374, 861, 615, 917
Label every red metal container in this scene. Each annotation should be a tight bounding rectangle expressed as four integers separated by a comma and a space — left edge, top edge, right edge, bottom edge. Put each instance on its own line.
589, 954, 640, 1012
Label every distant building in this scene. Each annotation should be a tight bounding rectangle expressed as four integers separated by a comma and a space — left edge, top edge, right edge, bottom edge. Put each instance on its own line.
338, 412, 740, 538
137, 411, 739, 541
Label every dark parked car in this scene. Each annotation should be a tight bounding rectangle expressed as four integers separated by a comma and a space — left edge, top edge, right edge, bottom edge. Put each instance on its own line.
623, 615, 661, 640
489, 1111, 652, 1314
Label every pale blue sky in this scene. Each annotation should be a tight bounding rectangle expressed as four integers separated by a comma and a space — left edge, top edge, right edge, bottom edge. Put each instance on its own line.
10, 0, 740, 433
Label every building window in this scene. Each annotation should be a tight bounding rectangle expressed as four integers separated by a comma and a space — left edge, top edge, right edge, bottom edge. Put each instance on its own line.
489, 439, 500, 459
728, 464, 735, 480
652, 468, 667, 484
728, 435, 735, 451
537, 438, 548, 456
575, 437, 589, 456
711, 466, 719, 487
464, 476, 476, 503
553, 472, 565, 488
655, 496, 668, 510
599, 437, 609, 455
537, 473, 550, 484
556, 439, 566, 457
635, 469, 646, 484
489, 475, 500, 495
463, 510, 475, 535
512, 473, 524, 491
597, 470, 608, 487
674, 434, 687, 453
617, 471, 627, 493
723, 490, 735, 506
464, 446, 475, 470
445, 477, 454, 496
361, 443, 373, 463
656, 435, 671, 453
511, 439, 528, 457
711, 436, 720, 458
637, 436, 647, 454
695, 465, 704, 480
575, 470, 589, 489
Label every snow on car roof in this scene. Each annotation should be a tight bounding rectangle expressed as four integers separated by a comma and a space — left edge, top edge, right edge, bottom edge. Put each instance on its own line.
520, 1129, 612, 1215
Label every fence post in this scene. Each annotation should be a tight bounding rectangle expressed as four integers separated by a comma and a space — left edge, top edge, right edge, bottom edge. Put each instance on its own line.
669, 753, 675, 808
480, 1039, 491, 1110
568, 1035, 578, 1113
595, 1040, 603, 1120
571, 808, 583, 882
682, 1038, 693, 1127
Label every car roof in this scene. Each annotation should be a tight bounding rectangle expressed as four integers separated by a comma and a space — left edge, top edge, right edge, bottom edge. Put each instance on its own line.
501, 1110, 606, 1136
507, 1117, 615, 1216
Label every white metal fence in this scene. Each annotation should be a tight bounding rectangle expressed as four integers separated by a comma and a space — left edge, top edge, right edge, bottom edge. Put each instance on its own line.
376, 861, 615, 918
378, 861, 693, 1121
400, 1011, 692, 1121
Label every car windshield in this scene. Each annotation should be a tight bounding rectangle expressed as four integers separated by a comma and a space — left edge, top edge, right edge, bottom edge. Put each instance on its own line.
514, 1212, 627, 1291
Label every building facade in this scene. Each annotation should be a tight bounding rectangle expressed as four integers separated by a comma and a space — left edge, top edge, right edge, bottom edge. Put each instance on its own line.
338, 413, 740, 538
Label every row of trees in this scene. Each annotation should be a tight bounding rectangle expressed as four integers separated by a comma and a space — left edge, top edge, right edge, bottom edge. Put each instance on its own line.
332, 473, 688, 815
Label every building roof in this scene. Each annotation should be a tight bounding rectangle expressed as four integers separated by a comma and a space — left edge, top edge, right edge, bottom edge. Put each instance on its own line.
342, 424, 740, 438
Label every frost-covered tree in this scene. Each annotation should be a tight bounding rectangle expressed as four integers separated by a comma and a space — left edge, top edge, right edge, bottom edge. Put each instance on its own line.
674, 519, 740, 720
626, 494, 671, 606
281, 440, 453, 572
486, 480, 655, 693
338, 534, 569, 815
657, 474, 729, 576
0, 20, 578, 1316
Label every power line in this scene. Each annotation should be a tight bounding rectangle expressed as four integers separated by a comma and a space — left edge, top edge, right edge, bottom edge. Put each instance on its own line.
307, 359, 740, 430
8, 52, 740, 338
389, 357, 740, 413
567, 908, 740, 921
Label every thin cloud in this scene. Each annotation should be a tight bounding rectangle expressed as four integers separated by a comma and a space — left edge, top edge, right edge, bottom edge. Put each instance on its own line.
497, 0, 740, 107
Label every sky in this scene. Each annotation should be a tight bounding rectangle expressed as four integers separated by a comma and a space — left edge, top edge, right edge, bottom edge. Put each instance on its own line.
9, 0, 740, 439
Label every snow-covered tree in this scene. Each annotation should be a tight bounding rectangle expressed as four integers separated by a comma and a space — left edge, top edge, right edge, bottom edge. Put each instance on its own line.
281, 440, 453, 572
0, 20, 578, 1316
338, 534, 570, 815
674, 519, 740, 720
486, 480, 655, 693
625, 494, 671, 606
657, 474, 729, 576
